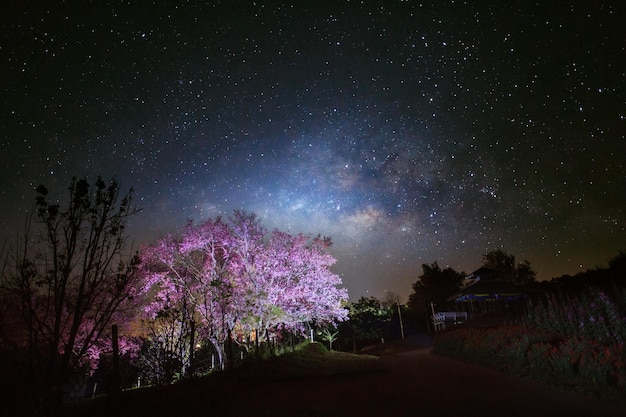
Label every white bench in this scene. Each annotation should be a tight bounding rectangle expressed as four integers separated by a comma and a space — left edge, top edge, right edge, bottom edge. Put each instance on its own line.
433, 311, 468, 331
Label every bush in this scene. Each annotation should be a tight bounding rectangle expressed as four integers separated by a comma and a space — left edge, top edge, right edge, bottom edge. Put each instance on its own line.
300, 341, 329, 356
433, 324, 626, 398
523, 289, 626, 345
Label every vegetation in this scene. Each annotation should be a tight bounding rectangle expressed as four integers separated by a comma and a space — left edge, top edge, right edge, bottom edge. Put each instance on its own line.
2, 176, 624, 415
433, 324, 626, 398
317, 325, 339, 350
0, 178, 349, 416
337, 296, 393, 351
139, 211, 348, 375
72, 342, 381, 417
407, 262, 465, 327
226, 342, 381, 380
0, 177, 141, 416
481, 249, 536, 285
433, 256, 626, 399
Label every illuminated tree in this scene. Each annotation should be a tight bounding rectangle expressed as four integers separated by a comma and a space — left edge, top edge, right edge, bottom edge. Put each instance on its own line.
1, 177, 141, 416
140, 218, 236, 370
138, 304, 194, 385
140, 211, 348, 369
227, 213, 348, 354
250, 231, 348, 335
318, 325, 339, 350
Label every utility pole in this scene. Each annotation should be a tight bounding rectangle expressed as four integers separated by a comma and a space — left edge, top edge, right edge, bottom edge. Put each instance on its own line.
430, 302, 437, 334
397, 303, 405, 340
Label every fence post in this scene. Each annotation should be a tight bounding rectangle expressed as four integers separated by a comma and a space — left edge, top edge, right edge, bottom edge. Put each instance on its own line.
112, 324, 121, 394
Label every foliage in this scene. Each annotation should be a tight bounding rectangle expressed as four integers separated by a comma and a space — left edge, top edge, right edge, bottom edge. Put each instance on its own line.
434, 286, 626, 397
435, 326, 626, 396
407, 262, 465, 325
208, 341, 380, 382
140, 216, 235, 371
340, 296, 392, 350
318, 325, 339, 350
137, 306, 194, 385
139, 211, 348, 372
481, 249, 536, 284
522, 288, 626, 345
0, 177, 141, 415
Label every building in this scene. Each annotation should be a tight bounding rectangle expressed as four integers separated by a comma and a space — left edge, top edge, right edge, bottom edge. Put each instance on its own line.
447, 267, 527, 317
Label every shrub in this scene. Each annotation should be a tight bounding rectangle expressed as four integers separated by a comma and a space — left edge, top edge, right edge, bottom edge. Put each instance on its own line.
433, 324, 626, 397
523, 289, 626, 345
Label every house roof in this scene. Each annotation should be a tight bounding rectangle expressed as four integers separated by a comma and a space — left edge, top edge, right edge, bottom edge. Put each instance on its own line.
448, 268, 526, 302
465, 267, 498, 281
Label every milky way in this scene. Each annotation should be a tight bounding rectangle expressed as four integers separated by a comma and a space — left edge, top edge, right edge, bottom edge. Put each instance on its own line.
1, 2, 624, 300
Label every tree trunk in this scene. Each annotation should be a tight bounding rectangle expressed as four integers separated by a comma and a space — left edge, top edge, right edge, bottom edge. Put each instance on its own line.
226, 328, 234, 369
187, 320, 196, 377
265, 329, 274, 356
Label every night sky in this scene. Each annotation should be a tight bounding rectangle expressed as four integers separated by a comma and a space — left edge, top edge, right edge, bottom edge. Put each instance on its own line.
2, 2, 624, 301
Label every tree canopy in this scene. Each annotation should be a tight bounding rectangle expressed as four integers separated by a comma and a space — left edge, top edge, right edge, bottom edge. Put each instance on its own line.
481, 249, 536, 285
406, 262, 465, 330
340, 296, 392, 350
139, 211, 348, 370
408, 262, 465, 311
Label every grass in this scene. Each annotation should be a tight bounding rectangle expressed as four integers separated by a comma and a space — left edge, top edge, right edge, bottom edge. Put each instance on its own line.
68, 342, 382, 417
358, 333, 433, 356
230, 342, 383, 380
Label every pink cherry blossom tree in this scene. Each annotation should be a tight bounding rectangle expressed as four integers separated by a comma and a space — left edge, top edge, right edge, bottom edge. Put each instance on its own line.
266, 233, 348, 332
222, 214, 349, 353
140, 217, 240, 370
139, 211, 348, 370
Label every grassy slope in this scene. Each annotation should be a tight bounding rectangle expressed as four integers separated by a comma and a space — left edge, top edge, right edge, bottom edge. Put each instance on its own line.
70, 343, 382, 417
230, 342, 383, 380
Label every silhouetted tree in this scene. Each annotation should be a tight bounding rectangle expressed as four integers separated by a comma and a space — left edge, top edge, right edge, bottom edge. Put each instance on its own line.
381, 291, 406, 340
607, 251, 626, 284
381, 291, 401, 309
481, 249, 536, 285
543, 251, 626, 309
407, 262, 465, 328
1, 177, 141, 416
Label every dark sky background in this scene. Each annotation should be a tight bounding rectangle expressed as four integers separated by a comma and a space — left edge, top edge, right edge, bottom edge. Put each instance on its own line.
2, 2, 624, 301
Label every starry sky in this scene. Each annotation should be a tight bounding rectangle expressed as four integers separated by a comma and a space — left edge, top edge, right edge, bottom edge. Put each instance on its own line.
2, 2, 625, 301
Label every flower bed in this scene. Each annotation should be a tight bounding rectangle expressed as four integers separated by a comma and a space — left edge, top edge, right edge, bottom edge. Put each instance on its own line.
433, 325, 626, 397
433, 288, 626, 397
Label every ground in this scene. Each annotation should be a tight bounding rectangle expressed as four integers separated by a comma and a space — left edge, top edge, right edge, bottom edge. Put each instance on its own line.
83, 344, 626, 417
